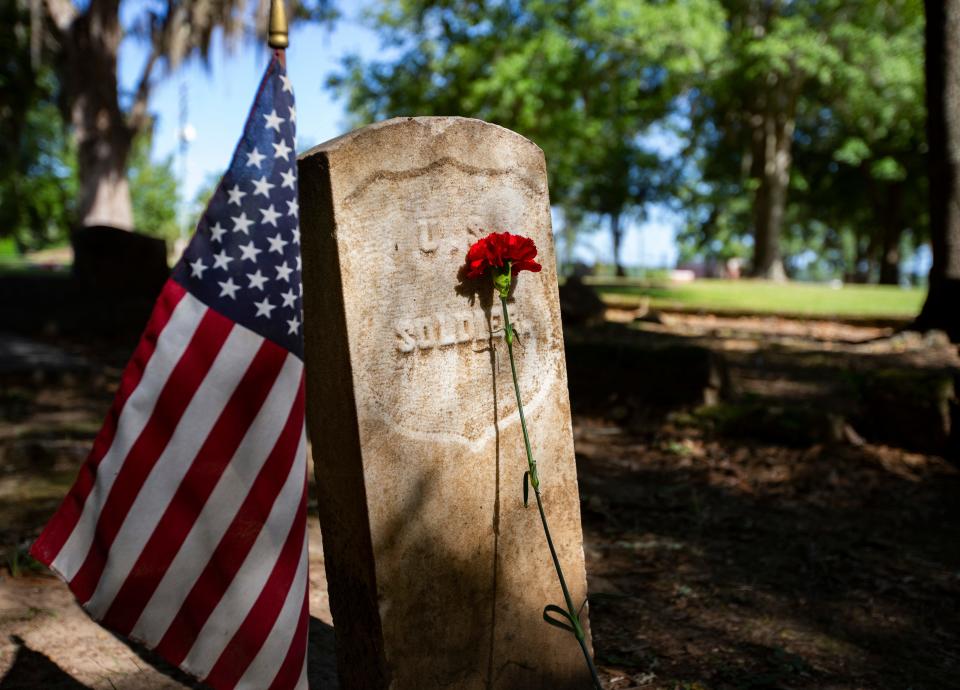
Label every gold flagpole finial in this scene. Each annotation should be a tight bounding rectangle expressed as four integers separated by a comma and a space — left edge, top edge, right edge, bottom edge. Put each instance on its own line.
268, 0, 289, 49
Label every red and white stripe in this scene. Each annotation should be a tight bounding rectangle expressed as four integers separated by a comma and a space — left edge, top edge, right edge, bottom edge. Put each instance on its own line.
31, 279, 309, 690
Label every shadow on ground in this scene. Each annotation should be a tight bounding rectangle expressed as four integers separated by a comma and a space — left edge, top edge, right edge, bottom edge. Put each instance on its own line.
0, 636, 91, 689
0, 619, 337, 689
568, 316, 960, 689
578, 414, 960, 689
2, 304, 959, 689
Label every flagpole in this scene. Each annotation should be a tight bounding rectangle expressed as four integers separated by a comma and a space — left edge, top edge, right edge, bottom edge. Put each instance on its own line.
268, 0, 289, 65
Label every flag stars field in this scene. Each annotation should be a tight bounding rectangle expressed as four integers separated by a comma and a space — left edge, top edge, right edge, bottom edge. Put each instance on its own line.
177, 54, 301, 358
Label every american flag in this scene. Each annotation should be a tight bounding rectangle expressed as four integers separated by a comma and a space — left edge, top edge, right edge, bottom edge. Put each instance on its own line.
31, 56, 308, 690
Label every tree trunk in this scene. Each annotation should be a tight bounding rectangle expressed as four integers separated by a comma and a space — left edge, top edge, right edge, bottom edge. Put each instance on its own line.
844, 227, 869, 283
62, 1, 136, 229
75, 116, 134, 229
563, 218, 576, 276
878, 184, 904, 285
610, 212, 625, 277
749, 90, 794, 281
878, 233, 902, 285
915, 0, 960, 340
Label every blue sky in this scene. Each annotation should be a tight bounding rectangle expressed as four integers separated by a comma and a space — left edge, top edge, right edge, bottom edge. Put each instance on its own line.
118, 9, 679, 268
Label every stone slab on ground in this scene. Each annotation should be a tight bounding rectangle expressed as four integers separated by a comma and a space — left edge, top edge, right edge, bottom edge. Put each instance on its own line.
564, 332, 727, 412
0, 334, 90, 376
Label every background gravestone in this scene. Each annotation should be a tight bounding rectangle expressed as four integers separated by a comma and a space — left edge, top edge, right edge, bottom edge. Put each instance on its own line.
71, 225, 170, 336
299, 117, 592, 690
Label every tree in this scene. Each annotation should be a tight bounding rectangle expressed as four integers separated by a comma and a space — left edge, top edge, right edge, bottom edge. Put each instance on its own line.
914, 0, 960, 340
790, 0, 926, 284
3, 2, 185, 248
128, 128, 180, 243
3, 1, 186, 252
690, 1, 848, 279
31, 0, 331, 231
329, 0, 724, 275
32, 0, 248, 229
689, 0, 925, 281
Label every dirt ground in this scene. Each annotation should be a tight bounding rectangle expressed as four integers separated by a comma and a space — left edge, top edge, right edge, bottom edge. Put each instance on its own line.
1, 315, 958, 689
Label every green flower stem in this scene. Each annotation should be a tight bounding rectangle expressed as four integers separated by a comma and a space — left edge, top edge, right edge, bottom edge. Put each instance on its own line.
500, 295, 602, 690
501, 296, 539, 493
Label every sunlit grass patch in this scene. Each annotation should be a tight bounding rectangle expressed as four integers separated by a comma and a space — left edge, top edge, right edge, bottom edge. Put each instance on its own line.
588, 278, 925, 318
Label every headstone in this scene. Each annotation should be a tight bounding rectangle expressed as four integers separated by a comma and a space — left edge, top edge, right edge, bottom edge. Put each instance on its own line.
71, 225, 170, 336
71, 225, 168, 297
298, 117, 592, 690
558, 276, 606, 326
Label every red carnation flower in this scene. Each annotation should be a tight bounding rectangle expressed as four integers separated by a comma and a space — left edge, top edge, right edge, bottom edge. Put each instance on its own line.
465, 232, 542, 280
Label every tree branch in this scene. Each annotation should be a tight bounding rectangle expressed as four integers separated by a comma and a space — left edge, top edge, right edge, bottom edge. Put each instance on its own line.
43, 0, 77, 34
87, 0, 121, 25
128, 49, 159, 133
128, 0, 178, 132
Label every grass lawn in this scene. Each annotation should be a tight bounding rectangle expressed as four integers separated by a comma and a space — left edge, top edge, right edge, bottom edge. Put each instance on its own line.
588, 278, 926, 318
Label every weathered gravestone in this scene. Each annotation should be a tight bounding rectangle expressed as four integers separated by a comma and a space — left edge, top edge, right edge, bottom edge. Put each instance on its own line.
298, 117, 592, 689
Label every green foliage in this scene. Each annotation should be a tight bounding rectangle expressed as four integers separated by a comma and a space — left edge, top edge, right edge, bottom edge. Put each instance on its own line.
329, 0, 726, 269
334, 0, 926, 281
0, 1, 181, 253
5, 544, 44, 578
0, 91, 77, 252
0, 3, 75, 252
683, 0, 926, 280
190, 173, 223, 230
128, 131, 180, 242
796, 1, 927, 281
0, 2, 172, 250
0, 106, 181, 253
